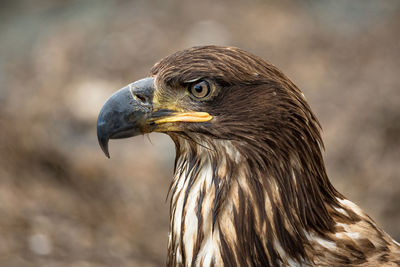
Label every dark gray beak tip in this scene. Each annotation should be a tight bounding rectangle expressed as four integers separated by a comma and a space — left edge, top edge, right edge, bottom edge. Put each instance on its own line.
97, 121, 111, 158
99, 137, 111, 158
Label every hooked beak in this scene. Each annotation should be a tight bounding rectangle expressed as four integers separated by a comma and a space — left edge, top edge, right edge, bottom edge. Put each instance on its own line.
97, 78, 154, 158
97, 77, 212, 158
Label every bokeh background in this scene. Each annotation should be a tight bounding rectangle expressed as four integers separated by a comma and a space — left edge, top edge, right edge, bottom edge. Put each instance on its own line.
1, 0, 399, 266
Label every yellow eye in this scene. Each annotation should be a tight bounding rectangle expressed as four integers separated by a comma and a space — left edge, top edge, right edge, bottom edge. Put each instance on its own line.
189, 80, 211, 99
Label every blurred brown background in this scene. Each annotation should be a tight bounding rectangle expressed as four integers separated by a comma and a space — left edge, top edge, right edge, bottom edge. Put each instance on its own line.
1, 0, 399, 266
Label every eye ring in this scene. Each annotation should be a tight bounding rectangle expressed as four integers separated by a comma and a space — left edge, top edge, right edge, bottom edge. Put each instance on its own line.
188, 80, 211, 99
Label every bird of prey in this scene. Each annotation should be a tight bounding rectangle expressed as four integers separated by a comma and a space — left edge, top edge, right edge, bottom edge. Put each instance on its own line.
97, 46, 400, 266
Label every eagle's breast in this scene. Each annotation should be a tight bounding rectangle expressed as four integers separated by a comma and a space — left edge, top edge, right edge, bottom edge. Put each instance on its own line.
167, 137, 304, 266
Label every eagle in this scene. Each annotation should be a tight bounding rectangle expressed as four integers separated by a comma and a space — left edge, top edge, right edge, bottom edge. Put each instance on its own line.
96, 46, 400, 266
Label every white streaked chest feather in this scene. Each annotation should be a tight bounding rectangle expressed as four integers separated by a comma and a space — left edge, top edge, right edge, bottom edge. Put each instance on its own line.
167, 138, 400, 266
169, 141, 221, 266
168, 139, 252, 266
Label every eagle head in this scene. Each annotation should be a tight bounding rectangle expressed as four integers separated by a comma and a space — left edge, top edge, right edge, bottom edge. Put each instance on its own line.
97, 45, 322, 161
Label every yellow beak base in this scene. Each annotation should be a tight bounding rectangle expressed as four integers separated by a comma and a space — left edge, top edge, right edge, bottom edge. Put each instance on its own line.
153, 112, 212, 124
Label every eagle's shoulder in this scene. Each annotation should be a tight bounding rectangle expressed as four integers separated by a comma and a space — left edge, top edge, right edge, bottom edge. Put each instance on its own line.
308, 198, 400, 266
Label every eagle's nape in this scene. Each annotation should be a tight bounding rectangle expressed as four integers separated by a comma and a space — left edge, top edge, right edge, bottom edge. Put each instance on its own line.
97, 46, 400, 266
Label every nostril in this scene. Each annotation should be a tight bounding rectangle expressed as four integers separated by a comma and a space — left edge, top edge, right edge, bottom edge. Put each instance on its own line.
134, 93, 147, 103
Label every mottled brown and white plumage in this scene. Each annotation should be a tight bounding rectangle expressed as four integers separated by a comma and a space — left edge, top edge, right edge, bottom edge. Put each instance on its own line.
97, 46, 400, 266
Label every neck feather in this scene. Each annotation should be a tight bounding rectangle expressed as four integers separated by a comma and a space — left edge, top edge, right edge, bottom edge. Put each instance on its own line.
166, 134, 350, 266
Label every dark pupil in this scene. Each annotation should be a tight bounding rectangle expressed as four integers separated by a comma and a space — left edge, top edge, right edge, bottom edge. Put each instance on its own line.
194, 84, 204, 93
